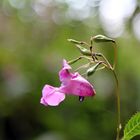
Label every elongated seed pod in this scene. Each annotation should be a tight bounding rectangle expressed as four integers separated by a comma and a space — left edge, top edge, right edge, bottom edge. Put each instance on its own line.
67, 39, 82, 44
91, 35, 115, 43
75, 44, 91, 56
87, 63, 101, 76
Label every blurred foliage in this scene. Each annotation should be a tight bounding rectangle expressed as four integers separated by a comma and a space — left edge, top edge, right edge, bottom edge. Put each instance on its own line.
0, 0, 140, 140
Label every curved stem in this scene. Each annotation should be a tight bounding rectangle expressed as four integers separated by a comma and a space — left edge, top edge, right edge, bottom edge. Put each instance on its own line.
75, 62, 91, 72
81, 41, 91, 48
112, 70, 121, 140
68, 56, 92, 65
113, 43, 117, 70
91, 57, 121, 139
93, 53, 113, 69
91, 55, 121, 139
96, 52, 121, 140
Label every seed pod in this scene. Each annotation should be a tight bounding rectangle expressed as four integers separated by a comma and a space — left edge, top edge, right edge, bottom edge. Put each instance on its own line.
87, 63, 101, 76
76, 44, 91, 56
91, 35, 115, 43
68, 57, 82, 65
67, 39, 82, 44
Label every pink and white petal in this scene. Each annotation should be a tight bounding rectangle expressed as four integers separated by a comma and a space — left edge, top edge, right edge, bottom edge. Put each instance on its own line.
72, 73, 96, 96
62, 81, 94, 96
62, 59, 71, 70
46, 91, 65, 106
72, 72, 90, 84
73, 81, 95, 96
41, 85, 65, 106
59, 60, 73, 83
59, 69, 71, 82
60, 72, 96, 97
42, 85, 56, 96
40, 97, 48, 106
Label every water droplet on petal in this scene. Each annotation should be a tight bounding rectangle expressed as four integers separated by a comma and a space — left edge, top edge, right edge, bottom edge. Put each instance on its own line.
79, 96, 85, 102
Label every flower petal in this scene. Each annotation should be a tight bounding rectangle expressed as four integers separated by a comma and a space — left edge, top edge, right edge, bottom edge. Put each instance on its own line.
42, 85, 55, 96
63, 59, 71, 70
40, 85, 65, 106
59, 59, 73, 83
61, 72, 96, 97
45, 91, 65, 106
40, 97, 48, 106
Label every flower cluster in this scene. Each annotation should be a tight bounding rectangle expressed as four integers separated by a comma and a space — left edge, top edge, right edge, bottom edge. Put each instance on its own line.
40, 59, 96, 106
40, 35, 116, 107
40, 35, 121, 140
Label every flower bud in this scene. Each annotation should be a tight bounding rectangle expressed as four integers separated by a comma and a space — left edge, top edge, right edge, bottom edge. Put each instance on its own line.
91, 35, 115, 43
67, 39, 82, 44
75, 44, 91, 56
68, 57, 81, 65
87, 63, 101, 76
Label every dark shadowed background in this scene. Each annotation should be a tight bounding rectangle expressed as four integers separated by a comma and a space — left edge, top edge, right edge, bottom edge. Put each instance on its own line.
0, 0, 140, 140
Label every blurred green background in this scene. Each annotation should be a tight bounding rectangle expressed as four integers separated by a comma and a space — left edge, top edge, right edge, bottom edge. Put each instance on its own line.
0, 0, 140, 140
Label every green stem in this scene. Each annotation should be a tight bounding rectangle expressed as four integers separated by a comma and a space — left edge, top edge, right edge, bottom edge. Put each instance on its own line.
93, 53, 112, 69
97, 55, 121, 140
68, 56, 92, 65
113, 43, 117, 70
112, 70, 121, 140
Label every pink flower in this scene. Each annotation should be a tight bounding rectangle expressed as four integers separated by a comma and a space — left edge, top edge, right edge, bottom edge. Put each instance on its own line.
40, 59, 96, 106
40, 85, 65, 106
59, 60, 96, 97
